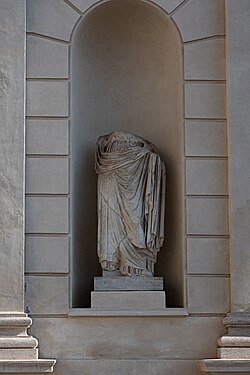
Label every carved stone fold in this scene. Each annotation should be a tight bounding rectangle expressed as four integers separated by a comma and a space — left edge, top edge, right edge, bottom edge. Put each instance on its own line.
95, 131, 166, 277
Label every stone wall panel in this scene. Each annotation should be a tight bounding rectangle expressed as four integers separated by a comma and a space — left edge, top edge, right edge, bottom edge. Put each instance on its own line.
185, 121, 227, 157
26, 197, 68, 234
53, 359, 200, 375
25, 276, 69, 314
26, 120, 69, 155
25, 236, 69, 273
30, 316, 224, 359
187, 238, 230, 274
188, 277, 230, 313
172, 0, 225, 42
185, 83, 226, 119
186, 159, 228, 195
184, 38, 226, 80
26, 158, 68, 194
186, 198, 229, 235
26, 81, 68, 117
27, 0, 80, 41
27, 36, 68, 78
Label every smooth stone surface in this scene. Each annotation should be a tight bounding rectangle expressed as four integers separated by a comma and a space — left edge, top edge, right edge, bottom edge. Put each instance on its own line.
184, 38, 226, 80
185, 83, 226, 119
218, 347, 250, 360
187, 198, 229, 235
53, 359, 199, 375
26, 36, 68, 78
185, 121, 228, 157
0, 337, 37, 349
188, 276, 230, 313
26, 119, 68, 155
26, 158, 68, 194
173, 0, 225, 42
186, 159, 228, 195
69, 308, 188, 317
151, 0, 185, 14
201, 359, 250, 374
26, 81, 68, 117
27, 0, 80, 41
26, 197, 68, 234
25, 236, 69, 274
91, 291, 166, 310
30, 316, 224, 359
226, 0, 250, 311
0, 0, 25, 312
66, 0, 96, 14
0, 359, 55, 373
25, 276, 69, 315
68, 0, 184, 14
0, 349, 38, 360
219, 335, 250, 348
187, 238, 230, 275
94, 277, 163, 291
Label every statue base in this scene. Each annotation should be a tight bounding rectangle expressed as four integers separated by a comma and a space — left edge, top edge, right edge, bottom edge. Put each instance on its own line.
92, 276, 165, 310
94, 276, 164, 291
91, 291, 166, 310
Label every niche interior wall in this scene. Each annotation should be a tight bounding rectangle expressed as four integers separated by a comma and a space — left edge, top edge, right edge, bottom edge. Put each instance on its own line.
71, 0, 184, 308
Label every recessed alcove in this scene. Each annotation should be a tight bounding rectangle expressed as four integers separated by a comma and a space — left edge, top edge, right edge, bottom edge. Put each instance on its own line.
71, 0, 184, 308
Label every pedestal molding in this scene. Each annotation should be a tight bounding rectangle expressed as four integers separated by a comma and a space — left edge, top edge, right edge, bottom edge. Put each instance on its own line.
69, 307, 189, 317
0, 360, 56, 373
0, 315, 55, 372
201, 313, 250, 373
201, 359, 250, 373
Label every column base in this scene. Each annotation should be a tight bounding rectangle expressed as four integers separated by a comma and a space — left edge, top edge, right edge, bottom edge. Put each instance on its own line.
201, 359, 250, 374
0, 359, 55, 373
201, 313, 250, 374
0, 313, 55, 373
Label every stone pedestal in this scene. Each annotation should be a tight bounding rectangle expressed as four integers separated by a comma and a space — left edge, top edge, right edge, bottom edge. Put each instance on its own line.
91, 291, 166, 310
92, 277, 166, 311
94, 276, 163, 291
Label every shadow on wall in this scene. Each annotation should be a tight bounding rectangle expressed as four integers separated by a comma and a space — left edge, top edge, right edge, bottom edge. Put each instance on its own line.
71, 0, 184, 308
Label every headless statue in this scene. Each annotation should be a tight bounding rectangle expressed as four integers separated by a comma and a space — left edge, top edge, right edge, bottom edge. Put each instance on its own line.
95, 131, 166, 276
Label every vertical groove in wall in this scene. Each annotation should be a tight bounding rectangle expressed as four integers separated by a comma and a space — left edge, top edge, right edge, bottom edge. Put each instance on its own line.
68, 40, 72, 309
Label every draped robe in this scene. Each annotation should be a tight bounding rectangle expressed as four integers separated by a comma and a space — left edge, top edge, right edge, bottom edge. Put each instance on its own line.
95, 131, 166, 276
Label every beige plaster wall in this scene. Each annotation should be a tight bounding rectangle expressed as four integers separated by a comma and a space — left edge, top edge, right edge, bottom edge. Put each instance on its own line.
25, 0, 229, 374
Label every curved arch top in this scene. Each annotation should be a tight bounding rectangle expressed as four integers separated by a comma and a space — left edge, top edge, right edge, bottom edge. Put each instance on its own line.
69, 0, 184, 43
27, 0, 225, 45
68, 0, 185, 19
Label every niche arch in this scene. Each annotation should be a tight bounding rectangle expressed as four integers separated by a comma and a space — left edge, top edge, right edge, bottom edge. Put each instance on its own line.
71, 0, 184, 307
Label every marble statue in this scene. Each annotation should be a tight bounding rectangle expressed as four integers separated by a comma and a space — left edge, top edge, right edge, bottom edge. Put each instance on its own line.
95, 131, 166, 276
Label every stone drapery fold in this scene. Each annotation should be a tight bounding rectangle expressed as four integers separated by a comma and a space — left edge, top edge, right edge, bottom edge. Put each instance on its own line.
95, 131, 166, 276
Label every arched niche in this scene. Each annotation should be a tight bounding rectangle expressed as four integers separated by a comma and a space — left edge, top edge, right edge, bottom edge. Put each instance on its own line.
71, 0, 184, 307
